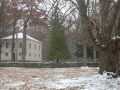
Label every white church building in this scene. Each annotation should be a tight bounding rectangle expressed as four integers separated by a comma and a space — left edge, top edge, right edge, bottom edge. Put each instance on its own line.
1, 32, 42, 62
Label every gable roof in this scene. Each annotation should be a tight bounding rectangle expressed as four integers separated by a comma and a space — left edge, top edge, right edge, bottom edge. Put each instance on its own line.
2, 32, 42, 43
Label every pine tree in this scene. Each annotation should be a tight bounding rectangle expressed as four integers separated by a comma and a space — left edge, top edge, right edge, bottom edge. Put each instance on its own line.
74, 44, 94, 61
47, 6, 71, 63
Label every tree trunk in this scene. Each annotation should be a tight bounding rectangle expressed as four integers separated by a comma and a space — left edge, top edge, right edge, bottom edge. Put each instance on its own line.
93, 48, 96, 62
11, 19, 17, 62
22, 5, 33, 62
99, 49, 120, 76
57, 59, 60, 63
0, 45, 1, 61
11, 33, 15, 62
22, 22, 27, 62
83, 40, 87, 66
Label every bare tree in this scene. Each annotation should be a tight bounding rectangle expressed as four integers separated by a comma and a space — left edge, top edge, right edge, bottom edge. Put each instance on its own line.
9, 0, 22, 62
68, 0, 120, 76
0, 0, 13, 61
21, 0, 34, 62
21, 0, 44, 62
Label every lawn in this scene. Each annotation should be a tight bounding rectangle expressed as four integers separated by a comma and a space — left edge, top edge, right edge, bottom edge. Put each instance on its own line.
0, 67, 120, 90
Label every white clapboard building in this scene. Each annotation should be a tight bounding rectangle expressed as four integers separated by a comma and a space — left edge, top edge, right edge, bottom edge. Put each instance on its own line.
1, 32, 42, 62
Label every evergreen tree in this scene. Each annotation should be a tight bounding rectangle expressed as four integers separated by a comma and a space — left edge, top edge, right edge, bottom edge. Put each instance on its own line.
74, 44, 94, 61
47, 6, 71, 63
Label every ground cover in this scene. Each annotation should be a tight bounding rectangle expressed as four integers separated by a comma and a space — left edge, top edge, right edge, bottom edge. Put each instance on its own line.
0, 67, 120, 90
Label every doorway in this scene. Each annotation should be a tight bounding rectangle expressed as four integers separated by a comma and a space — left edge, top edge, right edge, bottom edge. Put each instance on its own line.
13, 53, 15, 61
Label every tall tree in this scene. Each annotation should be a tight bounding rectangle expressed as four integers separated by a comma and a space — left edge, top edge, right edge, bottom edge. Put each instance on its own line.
68, 0, 120, 76
0, 0, 13, 61
21, 0, 44, 62
21, 0, 33, 62
47, 4, 71, 63
10, 0, 22, 62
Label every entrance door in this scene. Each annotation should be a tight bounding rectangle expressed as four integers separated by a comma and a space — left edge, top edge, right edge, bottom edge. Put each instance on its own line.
13, 53, 15, 61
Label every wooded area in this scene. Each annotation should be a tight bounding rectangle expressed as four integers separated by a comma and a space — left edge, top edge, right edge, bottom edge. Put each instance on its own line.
0, 0, 120, 76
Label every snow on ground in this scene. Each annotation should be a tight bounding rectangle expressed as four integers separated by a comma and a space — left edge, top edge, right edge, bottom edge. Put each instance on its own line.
0, 67, 120, 90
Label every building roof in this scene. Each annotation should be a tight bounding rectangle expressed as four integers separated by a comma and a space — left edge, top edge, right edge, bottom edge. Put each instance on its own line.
2, 32, 42, 43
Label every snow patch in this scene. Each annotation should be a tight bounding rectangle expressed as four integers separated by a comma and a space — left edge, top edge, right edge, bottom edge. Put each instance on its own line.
47, 73, 120, 90
112, 36, 120, 40
101, 45, 105, 47
4, 82, 25, 87
80, 66, 91, 69
2, 32, 42, 43
0, 67, 120, 90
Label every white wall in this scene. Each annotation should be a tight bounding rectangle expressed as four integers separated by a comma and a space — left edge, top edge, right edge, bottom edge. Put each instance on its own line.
1, 40, 12, 61
1, 38, 42, 62
26, 39, 42, 61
